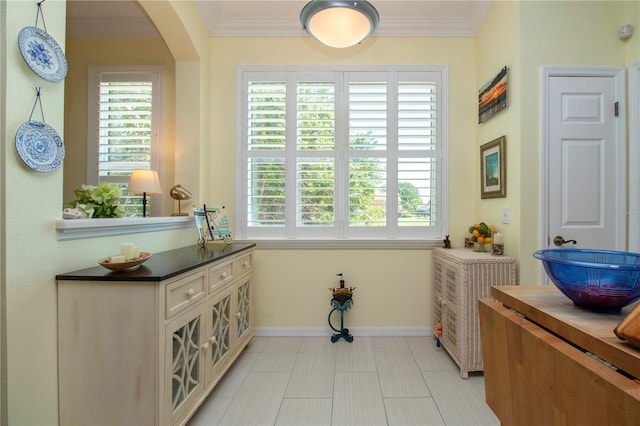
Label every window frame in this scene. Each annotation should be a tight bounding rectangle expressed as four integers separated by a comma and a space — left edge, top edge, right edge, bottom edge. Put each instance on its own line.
235, 65, 448, 244
87, 65, 164, 217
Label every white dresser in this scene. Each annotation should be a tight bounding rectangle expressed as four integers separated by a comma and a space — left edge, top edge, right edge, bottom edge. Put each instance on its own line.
432, 248, 516, 378
56, 243, 255, 425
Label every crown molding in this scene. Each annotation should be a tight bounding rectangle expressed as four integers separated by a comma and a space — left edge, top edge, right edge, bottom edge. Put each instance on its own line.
209, 16, 481, 38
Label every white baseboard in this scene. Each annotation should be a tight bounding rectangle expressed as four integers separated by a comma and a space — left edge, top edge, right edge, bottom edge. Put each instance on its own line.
254, 327, 432, 337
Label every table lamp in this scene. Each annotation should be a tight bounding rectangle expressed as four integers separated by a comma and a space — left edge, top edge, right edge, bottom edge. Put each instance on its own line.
127, 169, 162, 217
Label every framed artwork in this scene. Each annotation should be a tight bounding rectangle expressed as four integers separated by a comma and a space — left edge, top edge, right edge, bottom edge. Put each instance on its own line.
479, 66, 508, 123
480, 136, 506, 199
193, 205, 232, 246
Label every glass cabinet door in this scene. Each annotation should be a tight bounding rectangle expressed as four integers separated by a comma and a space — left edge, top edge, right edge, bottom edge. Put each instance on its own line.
205, 288, 232, 384
166, 304, 205, 424
236, 279, 251, 342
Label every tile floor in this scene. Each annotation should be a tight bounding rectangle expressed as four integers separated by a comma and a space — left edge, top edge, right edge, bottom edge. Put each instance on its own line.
187, 336, 499, 426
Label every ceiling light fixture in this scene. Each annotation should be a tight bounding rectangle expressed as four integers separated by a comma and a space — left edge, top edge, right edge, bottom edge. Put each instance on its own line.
300, 0, 379, 49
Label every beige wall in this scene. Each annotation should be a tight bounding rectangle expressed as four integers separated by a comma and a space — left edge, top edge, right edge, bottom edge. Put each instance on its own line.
209, 37, 477, 330
475, 0, 522, 268
475, 0, 630, 284
64, 37, 176, 215
2, 0, 639, 424
1, 1, 206, 424
517, 0, 628, 282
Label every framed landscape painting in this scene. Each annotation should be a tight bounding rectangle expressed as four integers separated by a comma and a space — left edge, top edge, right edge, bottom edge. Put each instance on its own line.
480, 136, 506, 199
479, 66, 508, 123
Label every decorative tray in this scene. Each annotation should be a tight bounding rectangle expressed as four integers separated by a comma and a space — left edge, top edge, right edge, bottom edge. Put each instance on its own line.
98, 252, 152, 271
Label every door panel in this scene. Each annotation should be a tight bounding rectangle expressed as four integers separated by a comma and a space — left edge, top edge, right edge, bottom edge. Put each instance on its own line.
562, 140, 602, 225
547, 72, 624, 250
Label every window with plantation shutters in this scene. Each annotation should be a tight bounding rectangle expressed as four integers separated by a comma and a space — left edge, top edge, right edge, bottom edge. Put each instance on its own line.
237, 66, 447, 241
87, 67, 163, 217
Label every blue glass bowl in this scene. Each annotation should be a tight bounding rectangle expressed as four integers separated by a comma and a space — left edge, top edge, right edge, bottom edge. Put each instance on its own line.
533, 249, 640, 313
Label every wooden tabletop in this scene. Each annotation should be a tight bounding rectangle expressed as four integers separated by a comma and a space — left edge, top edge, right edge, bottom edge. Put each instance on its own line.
490, 285, 640, 379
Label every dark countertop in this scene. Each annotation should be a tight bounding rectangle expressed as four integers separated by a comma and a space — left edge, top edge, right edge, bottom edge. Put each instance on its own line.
56, 243, 256, 282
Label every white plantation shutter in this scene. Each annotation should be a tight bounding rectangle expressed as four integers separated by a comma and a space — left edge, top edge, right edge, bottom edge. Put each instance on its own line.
97, 81, 152, 176
246, 80, 287, 229
88, 67, 163, 217
238, 66, 447, 240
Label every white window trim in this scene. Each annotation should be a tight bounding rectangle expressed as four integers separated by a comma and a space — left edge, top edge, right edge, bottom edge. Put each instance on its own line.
235, 65, 448, 242
87, 65, 165, 216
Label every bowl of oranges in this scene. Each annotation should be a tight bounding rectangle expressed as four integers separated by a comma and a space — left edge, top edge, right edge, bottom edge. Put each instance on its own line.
468, 222, 496, 252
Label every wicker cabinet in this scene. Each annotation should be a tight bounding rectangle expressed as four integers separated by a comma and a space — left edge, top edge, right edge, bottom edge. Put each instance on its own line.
432, 248, 516, 378
57, 244, 254, 426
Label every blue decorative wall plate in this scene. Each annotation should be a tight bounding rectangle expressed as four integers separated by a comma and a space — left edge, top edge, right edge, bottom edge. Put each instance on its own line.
18, 26, 68, 83
15, 120, 65, 172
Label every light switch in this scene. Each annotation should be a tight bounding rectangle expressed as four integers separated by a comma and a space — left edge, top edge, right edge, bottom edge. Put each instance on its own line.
502, 207, 510, 224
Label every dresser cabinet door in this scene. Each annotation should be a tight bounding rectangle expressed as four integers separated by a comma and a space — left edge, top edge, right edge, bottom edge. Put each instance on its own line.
235, 277, 252, 346
165, 303, 206, 424
205, 286, 233, 385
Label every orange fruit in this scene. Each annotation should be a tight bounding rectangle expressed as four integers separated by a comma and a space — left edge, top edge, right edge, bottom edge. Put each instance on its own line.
477, 236, 485, 244
472, 229, 480, 237
484, 237, 492, 244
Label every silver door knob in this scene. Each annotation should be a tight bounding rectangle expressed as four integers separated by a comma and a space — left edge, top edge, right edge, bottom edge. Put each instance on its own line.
553, 235, 577, 246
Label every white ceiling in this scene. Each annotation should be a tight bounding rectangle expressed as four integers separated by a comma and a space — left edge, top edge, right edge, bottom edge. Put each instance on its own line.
66, 0, 492, 39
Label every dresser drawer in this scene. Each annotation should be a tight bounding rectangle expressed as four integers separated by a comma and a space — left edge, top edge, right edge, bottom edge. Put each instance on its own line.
165, 270, 206, 318
208, 260, 234, 294
236, 251, 253, 277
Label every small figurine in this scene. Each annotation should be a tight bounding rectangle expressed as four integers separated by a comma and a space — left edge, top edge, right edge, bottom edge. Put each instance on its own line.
443, 235, 451, 249
435, 322, 443, 348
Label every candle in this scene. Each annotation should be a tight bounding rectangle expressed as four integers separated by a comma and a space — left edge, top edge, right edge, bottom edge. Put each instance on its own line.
110, 255, 125, 263
132, 245, 140, 259
121, 243, 134, 260
493, 232, 503, 245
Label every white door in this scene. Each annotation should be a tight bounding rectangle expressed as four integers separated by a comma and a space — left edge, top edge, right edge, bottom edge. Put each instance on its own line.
543, 67, 626, 251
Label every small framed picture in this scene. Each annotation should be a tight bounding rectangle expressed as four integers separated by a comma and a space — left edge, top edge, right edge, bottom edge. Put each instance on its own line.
480, 136, 506, 199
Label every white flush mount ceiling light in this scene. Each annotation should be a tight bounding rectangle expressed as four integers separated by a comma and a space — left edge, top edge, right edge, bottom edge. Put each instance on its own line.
301, 0, 380, 48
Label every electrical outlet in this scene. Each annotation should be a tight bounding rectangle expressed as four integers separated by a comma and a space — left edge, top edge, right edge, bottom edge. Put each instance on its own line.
502, 207, 510, 224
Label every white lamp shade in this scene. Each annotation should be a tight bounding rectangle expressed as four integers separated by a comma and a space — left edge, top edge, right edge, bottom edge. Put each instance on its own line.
127, 170, 162, 195
301, 1, 379, 48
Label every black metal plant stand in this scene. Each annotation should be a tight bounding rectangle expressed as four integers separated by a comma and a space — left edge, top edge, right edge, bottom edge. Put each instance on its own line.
328, 274, 355, 343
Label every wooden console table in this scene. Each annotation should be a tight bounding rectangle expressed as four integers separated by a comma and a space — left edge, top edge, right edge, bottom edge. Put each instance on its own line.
479, 285, 640, 425
56, 243, 255, 426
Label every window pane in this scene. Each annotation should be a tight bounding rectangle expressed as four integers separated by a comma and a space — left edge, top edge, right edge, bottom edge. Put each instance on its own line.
247, 158, 286, 227
398, 83, 437, 150
297, 82, 335, 151
349, 157, 386, 226
297, 158, 334, 226
96, 79, 154, 217
248, 82, 286, 151
98, 82, 152, 176
239, 67, 445, 240
349, 83, 387, 150
398, 157, 436, 227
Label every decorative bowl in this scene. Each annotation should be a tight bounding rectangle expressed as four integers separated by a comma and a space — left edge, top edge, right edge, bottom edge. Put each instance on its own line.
99, 252, 152, 271
533, 249, 640, 312
473, 242, 492, 253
